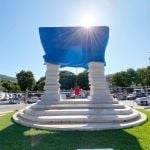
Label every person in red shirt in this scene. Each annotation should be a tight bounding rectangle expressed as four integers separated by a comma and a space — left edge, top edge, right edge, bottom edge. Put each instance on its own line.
74, 86, 81, 98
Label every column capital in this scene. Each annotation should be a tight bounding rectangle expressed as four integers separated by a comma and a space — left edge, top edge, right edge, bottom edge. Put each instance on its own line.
88, 62, 104, 68
45, 62, 60, 70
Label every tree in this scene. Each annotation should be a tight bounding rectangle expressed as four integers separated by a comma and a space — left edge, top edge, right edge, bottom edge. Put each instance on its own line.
12, 82, 21, 91
77, 71, 89, 90
1, 80, 12, 90
126, 68, 136, 86
144, 67, 150, 86
16, 70, 36, 91
0, 82, 4, 91
111, 72, 123, 87
1, 80, 20, 91
111, 71, 130, 87
59, 71, 76, 90
110, 66, 150, 88
136, 68, 145, 86
34, 77, 45, 91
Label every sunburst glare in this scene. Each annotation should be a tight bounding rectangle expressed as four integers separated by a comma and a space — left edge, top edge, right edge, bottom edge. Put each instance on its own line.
82, 14, 95, 28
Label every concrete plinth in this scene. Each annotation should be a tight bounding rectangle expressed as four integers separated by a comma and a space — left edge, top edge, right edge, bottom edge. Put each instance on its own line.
13, 62, 147, 131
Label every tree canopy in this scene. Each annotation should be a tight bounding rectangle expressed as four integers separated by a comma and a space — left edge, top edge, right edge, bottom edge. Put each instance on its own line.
59, 71, 76, 90
16, 70, 36, 91
0, 80, 20, 91
77, 71, 89, 90
34, 77, 45, 91
111, 67, 150, 87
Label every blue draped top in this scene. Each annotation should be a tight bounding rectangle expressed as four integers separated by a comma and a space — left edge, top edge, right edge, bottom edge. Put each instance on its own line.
39, 26, 109, 68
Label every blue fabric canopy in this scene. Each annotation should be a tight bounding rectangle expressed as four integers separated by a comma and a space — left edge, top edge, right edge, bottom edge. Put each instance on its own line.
39, 26, 109, 68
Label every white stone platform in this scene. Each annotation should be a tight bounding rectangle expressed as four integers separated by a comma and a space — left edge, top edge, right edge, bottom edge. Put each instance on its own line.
13, 62, 147, 131
13, 98, 147, 131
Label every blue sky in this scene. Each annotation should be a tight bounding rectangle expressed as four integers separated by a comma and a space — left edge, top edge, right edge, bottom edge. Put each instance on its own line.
0, 0, 150, 80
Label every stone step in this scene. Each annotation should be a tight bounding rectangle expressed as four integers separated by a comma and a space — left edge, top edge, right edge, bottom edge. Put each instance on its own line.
90, 90, 110, 95
44, 91, 59, 94
45, 79, 58, 83
90, 86, 108, 90
90, 89, 110, 94
89, 81, 106, 84
89, 74, 105, 77
45, 70, 59, 74
45, 72, 59, 75
13, 111, 147, 131
24, 106, 132, 116
19, 109, 139, 124
89, 92, 112, 96
45, 82, 60, 88
88, 96, 113, 101
89, 77, 106, 80
38, 99, 118, 105
44, 85, 59, 89
41, 94, 60, 100
32, 103, 125, 110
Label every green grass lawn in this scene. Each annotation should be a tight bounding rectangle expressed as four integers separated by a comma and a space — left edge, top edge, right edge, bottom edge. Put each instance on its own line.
0, 110, 150, 150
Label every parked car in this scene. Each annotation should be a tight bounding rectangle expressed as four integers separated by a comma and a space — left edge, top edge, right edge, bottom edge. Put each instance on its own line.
26, 96, 39, 104
135, 96, 150, 106
134, 92, 147, 98
126, 94, 136, 100
116, 93, 127, 100
9, 93, 21, 104
146, 88, 150, 95
0, 92, 9, 101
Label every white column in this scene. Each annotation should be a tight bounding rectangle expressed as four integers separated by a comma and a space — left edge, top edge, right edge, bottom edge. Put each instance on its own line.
41, 63, 60, 102
88, 62, 113, 102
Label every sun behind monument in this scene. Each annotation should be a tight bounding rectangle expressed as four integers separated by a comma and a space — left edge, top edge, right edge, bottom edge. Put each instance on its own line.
82, 14, 95, 28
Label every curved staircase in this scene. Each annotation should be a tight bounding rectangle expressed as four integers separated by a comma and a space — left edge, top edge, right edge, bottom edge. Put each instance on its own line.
13, 99, 147, 131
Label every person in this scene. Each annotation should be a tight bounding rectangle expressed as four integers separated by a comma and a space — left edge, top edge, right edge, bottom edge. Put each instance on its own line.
81, 89, 85, 98
113, 93, 117, 99
74, 86, 81, 99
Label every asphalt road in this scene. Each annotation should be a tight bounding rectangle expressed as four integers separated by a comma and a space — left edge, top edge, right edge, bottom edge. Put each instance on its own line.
120, 100, 150, 109
119, 100, 140, 108
0, 100, 30, 114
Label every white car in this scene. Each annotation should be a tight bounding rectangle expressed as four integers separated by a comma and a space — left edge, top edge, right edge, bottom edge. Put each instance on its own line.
0, 92, 9, 101
135, 96, 150, 106
26, 96, 39, 104
0, 92, 5, 100
126, 94, 136, 100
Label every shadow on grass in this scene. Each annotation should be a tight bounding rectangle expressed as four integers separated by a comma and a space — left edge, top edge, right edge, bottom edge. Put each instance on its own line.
0, 121, 143, 150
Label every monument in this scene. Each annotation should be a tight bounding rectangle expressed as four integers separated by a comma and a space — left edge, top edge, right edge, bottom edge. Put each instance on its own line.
13, 26, 147, 130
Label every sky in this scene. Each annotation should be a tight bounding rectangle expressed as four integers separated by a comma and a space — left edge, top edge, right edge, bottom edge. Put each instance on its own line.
0, 0, 150, 80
